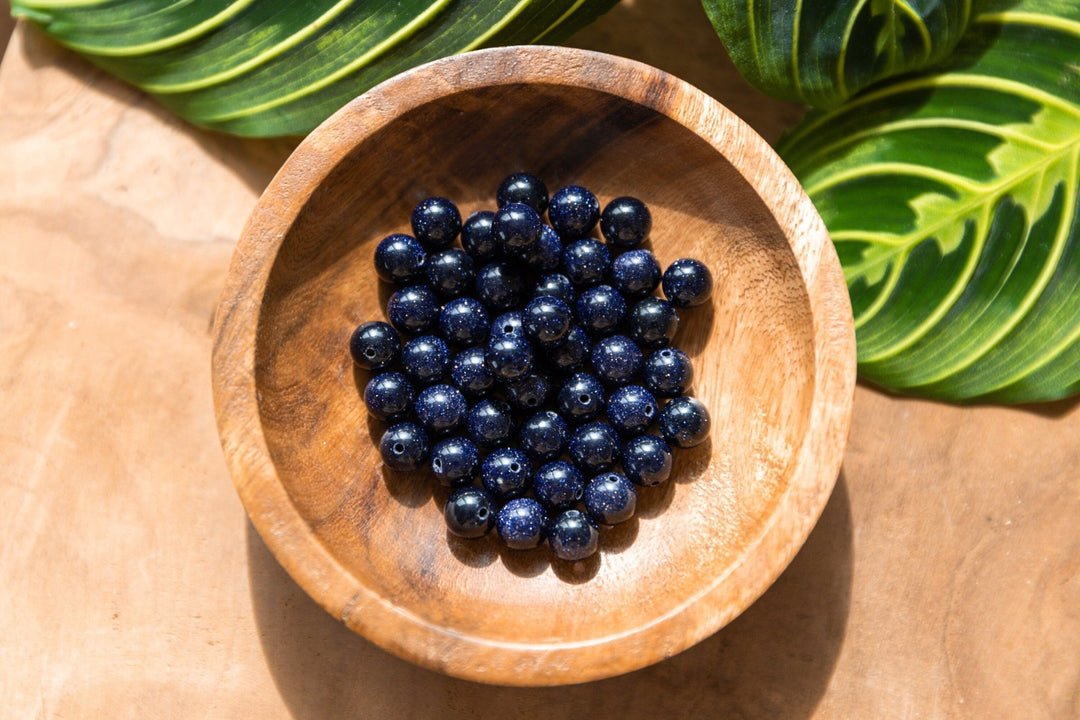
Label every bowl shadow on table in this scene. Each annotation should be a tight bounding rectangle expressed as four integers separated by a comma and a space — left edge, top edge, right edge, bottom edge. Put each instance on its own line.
246, 472, 853, 719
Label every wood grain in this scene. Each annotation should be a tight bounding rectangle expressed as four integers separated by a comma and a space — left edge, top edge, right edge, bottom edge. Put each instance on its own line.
2, 0, 1079, 714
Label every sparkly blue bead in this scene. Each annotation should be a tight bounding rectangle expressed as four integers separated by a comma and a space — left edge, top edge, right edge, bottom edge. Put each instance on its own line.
497, 172, 549, 214
610, 249, 661, 299
466, 398, 516, 449
642, 347, 694, 397
584, 472, 637, 525
502, 371, 552, 413
450, 347, 495, 397
600, 196, 652, 249
546, 325, 590, 374
480, 447, 533, 502
444, 486, 496, 538
523, 295, 572, 345
556, 372, 606, 424
400, 335, 451, 386
658, 396, 712, 448
533, 461, 585, 512
574, 284, 627, 336
496, 497, 549, 550
518, 410, 570, 463
548, 185, 600, 239
486, 334, 534, 381
438, 296, 490, 348
414, 383, 468, 436
363, 371, 415, 421
492, 201, 542, 251
379, 422, 429, 472
533, 273, 575, 305
591, 334, 643, 386
561, 238, 611, 287
386, 284, 440, 335
475, 261, 525, 312
374, 233, 426, 285
606, 384, 658, 436
549, 510, 599, 561
424, 248, 475, 299
461, 210, 499, 263
518, 225, 563, 272
662, 258, 714, 308
627, 297, 679, 349
411, 196, 461, 248
622, 434, 673, 487
349, 321, 401, 370
430, 436, 481, 487
568, 421, 621, 475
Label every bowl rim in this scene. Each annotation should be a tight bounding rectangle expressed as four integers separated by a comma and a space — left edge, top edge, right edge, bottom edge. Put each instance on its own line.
211, 44, 856, 686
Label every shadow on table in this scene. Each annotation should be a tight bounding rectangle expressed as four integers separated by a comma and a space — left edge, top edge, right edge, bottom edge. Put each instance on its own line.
246, 473, 853, 719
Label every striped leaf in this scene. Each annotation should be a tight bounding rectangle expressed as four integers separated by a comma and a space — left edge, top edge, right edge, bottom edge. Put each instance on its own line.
779, 0, 1080, 402
702, 0, 974, 108
9, 0, 618, 137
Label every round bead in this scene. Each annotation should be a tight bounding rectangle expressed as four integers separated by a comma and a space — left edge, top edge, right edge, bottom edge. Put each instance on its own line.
549, 510, 599, 561
574, 284, 627, 336
386, 285, 440, 335
502, 371, 552, 412
658, 396, 712, 448
424, 248, 475, 299
584, 472, 637, 525
349, 321, 401, 370
610, 249, 661, 299
600, 196, 652, 249
496, 498, 549, 550
561, 238, 611, 287
533, 273, 575, 305
485, 334, 534, 381
400, 335, 451, 386
430, 436, 481, 487
449, 346, 495, 397
411, 196, 461, 248
591, 334, 644, 386
548, 185, 600, 238
379, 422, 429, 472
414, 383, 468, 436
466, 398, 516, 449
475, 261, 525, 312
533, 461, 585, 512
627, 297, 679, 349
497, 172, 549, 213
642, 347, 694, 397
374, 233, 426, 285
556, 373, 606, 424
518, 410, 570, 463
492, 201, 542, 251
363, 371, 414, 421
523, 295, 573, 345
622, 434, 673, 486
518, 224, 563, 272
438, 296, 490, 347
568, 421, 620, 475
480, 447, 533, 502
461, 210, 499, 263
662, 258, 714, 308
606, 384, 659, 436
546, 325, 590, 373
444, 486, 496, 538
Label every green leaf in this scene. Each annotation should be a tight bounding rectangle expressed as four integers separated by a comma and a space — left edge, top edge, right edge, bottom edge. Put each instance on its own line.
702, 0, 974, 108
778, 0, 1080, 403
9, 0, 619, 137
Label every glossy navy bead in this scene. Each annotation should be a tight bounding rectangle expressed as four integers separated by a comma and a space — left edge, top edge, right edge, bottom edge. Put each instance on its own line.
379, 422, 429, 472
450, 347, 496, 397
502, 371, 552, 412
662, 258, 714, 308
386, 284, 440, 335
466, 398, 515, 449
492, 201, 542, 251
584, 472, 637, 525
363, 371, 415, 421
548, 185, 600, 238
556, 372, 606, 424
610, 249, 661, 299
533, 273, 575, 305
414, 383, 468, 436
424, 248, 475, 299
574, 284, 626, 336
518, 410, 570, 463
561, 238, 611, 287
374, 233, 426, 285
549, 510, 599, 561
444, 486, 496, 538
430, 436, 481, 487
480, 447, 533, 502
642, 347, 694, 397
400, 335, 451, 386
496, 498, 549, 550
600, 196, 651, 249
411, 196, 461, 248
522, 295, 572, 345
496, 172, 549, 214
533, 461, 585, 511
491, 310, 524, 339
658, 396, 711, 448
568, 421, 620, 475
622, 434, 673, 486
485, 334, 533, 381
591, 334, 643, 386
475, 261, 525, 312
518, 224, 563, 272
627, 297, 679, 349
606, 384, 658, 435
546, 325, 590, 373
349, 321, 401, 370
438, 297, 490, 348
461, 210, 499, 263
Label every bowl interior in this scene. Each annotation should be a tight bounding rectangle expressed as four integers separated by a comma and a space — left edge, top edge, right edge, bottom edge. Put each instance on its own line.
244, 63, 830, 683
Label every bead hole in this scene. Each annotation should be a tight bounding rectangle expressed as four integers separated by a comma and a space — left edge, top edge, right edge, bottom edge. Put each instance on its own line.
579, 393, 591, 405
364, 348, 377, 358
526, 397, 538, 406
477, 507, 489, 520
504, 324, 515, 333
510, 462, 521, 473
432, 459, 442, 471
661, 350, 673, 358
392, 443, 405, 454
645, 406, 654, 417
574, 488, 584, 500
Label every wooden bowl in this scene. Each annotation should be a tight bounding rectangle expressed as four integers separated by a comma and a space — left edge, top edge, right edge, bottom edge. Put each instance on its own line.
211, 46, 856, 686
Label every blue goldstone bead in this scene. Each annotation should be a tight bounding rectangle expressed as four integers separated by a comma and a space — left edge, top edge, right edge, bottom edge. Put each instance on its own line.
379, 422, 429, 472
400, 335, 451, 386
584, 472, 637, 525
492, 201, 542, 251
497, 172, 549, 214
549, 510, 599, 561
486, 334, 534, 381
424, 248, 475, 299
450, 346, 495, 397
627, 297, 679, 349
548, 185, 600, 239
444, 486, 496, 538
411, 196, 461, 248
546, 325, 590, 374
568, 421, 621, 475
349, 320, 401, 370
466, 398, 516, 449
475, 261, 525, 312
622, 434, 673, 487
363, 371, 415, 421
439, 296, 491, 348
518, 224, 563, 272
658, 396, 712, 448
556, 372, 606, 424
496, 497, 549, 550
373, 233, 426, 285
386, 284, 440, 335
591, 334, 643, 386
461, 210, 499, 263
574, 284, 627, 336
414, 383, 468, 436
502, 371, 552, 413
642, 347, 694, 397
561, 238, 611, 287
600, 196, 651, 249
533, 461, 585, 512
610, 249, 661, 299
523, 295, 572, 345
518, 410, 570, 463
662, 258, 714, 308
480, 447, 533, 502
606, 384, 658, 436
533, 273, 575, 305
430, 436, 481, 487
